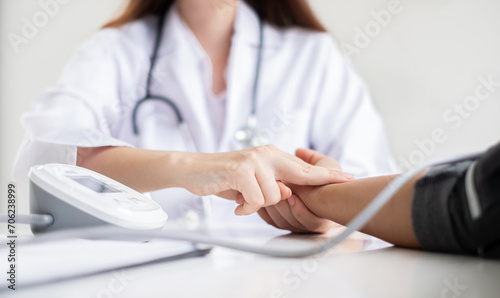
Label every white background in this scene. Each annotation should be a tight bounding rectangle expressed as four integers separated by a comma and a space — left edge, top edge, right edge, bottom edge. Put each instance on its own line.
1, 0, 500, 204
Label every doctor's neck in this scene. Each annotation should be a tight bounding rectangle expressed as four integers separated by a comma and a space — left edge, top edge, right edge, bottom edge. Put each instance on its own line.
177, 0, 237, 38
177, 0, 238, 94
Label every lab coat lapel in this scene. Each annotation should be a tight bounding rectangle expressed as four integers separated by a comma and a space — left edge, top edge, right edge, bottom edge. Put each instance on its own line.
168, 53, 216, 152
222, 45, 254, 151
154, 4, 217, 152
221, 1, 282, 151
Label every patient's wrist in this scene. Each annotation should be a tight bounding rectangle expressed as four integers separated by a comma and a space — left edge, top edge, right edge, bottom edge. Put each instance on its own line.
312, 184, 341, 221
293, 184, 340, 222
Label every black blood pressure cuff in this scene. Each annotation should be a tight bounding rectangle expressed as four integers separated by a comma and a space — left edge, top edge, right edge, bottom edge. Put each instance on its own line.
412, 141, 500, 258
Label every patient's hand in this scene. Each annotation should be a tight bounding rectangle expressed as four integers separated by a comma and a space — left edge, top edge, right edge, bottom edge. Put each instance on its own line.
257, 192, 338, 233
256, 149, 350, 233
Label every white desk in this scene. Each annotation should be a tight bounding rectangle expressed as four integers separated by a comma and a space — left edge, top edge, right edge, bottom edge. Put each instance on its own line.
2, 222, 500, 298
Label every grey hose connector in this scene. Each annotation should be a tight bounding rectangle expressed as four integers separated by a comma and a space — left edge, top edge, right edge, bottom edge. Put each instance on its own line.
0, 214, 54, 228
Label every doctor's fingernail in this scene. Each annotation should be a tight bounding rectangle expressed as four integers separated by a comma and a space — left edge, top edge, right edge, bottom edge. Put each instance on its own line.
288, 196, 296, 206
343, 172, 356, 180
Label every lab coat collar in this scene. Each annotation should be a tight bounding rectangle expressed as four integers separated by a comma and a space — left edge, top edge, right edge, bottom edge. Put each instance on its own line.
158, 3, 199, 59
158, 0, 282, 58
152, 4, 216, 152
232, 1, 282, 49
167, 3, 208, 64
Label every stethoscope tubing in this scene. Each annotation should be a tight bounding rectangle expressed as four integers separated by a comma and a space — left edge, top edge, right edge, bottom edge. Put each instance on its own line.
131, 9, 264, 139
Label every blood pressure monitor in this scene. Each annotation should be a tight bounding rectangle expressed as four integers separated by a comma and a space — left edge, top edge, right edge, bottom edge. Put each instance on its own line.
29, 164, 168, 232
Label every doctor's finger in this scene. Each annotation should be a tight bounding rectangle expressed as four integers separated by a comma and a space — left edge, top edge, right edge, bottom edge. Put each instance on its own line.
235, 201, 261, 216
235, 194, 245, 205
239, 182, 289, 206
277, 181, 292, 200
276, 161, 353, 186
234, 176, 265, 215
265, 145, 343, 183
256, 169, 281, 207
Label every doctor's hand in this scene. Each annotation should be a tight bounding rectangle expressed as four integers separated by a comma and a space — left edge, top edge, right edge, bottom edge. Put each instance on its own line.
256, 149, 347, 233
180, 145, 354, 216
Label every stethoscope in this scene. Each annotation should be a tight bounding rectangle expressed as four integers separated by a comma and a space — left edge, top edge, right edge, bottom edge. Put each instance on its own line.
130, 10, 266, 221
131, 10, 266, 149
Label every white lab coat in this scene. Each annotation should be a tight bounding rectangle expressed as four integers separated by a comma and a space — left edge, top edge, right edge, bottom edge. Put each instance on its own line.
14, 2, 396, 222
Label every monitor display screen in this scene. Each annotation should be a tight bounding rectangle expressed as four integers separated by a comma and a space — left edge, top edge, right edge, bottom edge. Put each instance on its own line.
69, 176, 121, 193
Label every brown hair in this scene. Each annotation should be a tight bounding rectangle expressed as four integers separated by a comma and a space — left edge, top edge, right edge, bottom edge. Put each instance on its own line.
104, 0, 326, 32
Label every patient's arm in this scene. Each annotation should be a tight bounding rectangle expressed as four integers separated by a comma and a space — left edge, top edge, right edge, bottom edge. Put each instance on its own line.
292, 172, 426, 248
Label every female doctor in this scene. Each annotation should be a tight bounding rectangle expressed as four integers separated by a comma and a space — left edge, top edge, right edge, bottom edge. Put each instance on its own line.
14, 0, 396, 232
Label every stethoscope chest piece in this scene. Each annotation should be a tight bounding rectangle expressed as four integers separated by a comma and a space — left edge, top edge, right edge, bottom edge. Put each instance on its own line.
134, 13, 266, 151
233, 115, 269, 148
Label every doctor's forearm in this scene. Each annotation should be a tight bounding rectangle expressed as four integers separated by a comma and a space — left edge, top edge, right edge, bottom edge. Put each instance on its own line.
77, 146, 193, 193
296, 173, 425, 248
76, 145, 355, 215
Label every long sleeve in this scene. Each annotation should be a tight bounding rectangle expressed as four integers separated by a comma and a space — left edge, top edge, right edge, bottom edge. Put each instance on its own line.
13, 29, 133, 201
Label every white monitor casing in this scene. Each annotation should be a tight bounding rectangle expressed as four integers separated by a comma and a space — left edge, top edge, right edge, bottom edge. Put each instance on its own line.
29, 164, 168, 232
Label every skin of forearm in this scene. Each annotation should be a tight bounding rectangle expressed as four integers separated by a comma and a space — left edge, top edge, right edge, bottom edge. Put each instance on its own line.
297, 173, 425, 248
77, 146, 191, 193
